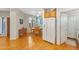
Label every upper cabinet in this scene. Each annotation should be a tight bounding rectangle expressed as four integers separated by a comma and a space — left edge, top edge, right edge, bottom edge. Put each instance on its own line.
44, 8, 56, 18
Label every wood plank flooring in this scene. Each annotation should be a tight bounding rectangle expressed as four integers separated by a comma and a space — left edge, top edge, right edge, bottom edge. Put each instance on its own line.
0, 34, 78, 50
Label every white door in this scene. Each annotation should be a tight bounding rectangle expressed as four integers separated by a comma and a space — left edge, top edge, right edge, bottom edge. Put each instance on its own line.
46, 20, 52, 43
60, 14, 67, 44
67, 15, 76, 38
50, 19, 55, 44
43, 18, 55, 44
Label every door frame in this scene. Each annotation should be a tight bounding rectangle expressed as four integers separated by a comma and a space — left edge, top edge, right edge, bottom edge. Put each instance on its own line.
6, 16, 10, 38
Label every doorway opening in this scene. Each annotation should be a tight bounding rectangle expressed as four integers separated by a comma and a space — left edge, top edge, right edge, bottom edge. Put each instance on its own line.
0, 16, 10, 48
28, 15, 43, 37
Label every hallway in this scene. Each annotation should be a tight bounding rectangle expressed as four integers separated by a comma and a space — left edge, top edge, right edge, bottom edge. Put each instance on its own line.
0, 34, 78, 50
0, 8, 79, 50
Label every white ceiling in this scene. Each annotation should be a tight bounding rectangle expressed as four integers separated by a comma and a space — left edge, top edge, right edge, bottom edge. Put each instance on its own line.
0, 8, 10, 11
0, 8, 43, 16
18, 8, 43, 16
61, 8, 79, 15
65, 9, 79, 15
1, 8, 79, 16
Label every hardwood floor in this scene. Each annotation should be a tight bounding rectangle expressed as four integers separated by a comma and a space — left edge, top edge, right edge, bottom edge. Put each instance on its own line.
0, 34, 78, 50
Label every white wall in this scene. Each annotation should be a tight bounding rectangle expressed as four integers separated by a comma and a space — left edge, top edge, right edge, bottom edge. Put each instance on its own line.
16, 10, 26, 30
17, 9, 35, 33
23, 15, 32, 33
10, 9, 18, 40
0, 11, 9, 17
10, 8, 34, 40
10, 9, 26, 40
18, 9, 32, 32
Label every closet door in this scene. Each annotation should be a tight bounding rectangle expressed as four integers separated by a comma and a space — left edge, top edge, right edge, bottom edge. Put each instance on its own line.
50, 18, 55, 44
46, 18, 55, 44
46, 20, 51, 42
67, 15, 76, 38
60, 14, 67, 44
43, 18, 55, 44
